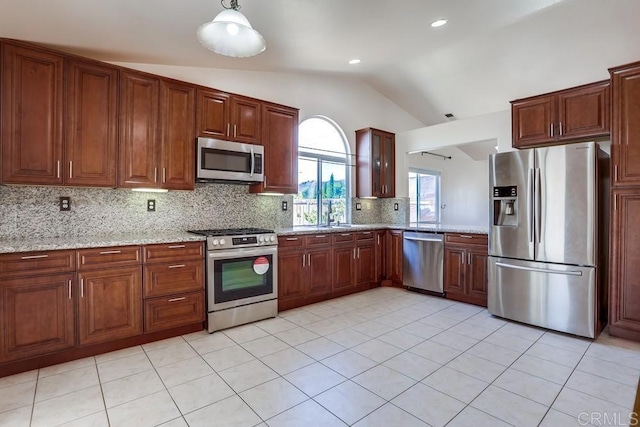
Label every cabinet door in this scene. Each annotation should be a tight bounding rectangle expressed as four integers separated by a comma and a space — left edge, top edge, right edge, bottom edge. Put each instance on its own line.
611, 64, 640, 185
196, 88, 230, 139
231, 96, 261, 144
118, 70, 160, 188
385, 230, 403, 283
78, 266, 143, 345
443, 246, 465, 295
381, 132, 395, 197
307, 248, 332, 296
65, 59, 118, 187
1, 43, 64, 185
355, 243, 375, 287
0, 273, 74, 362
251, 103, 298, 194
371, 130, 383, 197
467, 247, 488, 306
277, 250, 306, 301
558, 81, 610, 141
511, 95, 555, 148
609, 190, 640, 338
160, 80, 195, 190
374, 231, 385, 282
333, 246, 355, 291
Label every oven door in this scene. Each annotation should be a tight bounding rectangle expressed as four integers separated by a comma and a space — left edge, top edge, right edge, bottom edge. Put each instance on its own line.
197, 137, 264, 182
207, 246, 277, 311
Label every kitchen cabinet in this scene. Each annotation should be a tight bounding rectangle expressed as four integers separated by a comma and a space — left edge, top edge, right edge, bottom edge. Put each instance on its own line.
332, 232, 375, 291
1, 42, 64, 185
511, 80, 610, 149
385, 229, 403, 284
65, 59, 118, 187
356, 128, 396, 198
196, 89, 261, 144
443, 233, 488, 307
374, 230, 386, 283
333, 245, 355, 291
250, 102, 299, 194
610, 61, 640, 186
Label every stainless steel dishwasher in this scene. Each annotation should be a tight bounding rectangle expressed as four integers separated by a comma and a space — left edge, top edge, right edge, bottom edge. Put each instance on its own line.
403, 231, 444, 294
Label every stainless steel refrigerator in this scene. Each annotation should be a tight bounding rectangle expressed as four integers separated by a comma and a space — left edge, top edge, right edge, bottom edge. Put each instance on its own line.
488, 141, 609, 338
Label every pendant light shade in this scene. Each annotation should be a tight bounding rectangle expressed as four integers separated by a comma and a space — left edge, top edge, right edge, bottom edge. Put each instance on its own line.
197, 1, 266, 58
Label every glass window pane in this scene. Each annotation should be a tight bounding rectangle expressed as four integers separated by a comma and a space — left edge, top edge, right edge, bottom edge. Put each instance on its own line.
299, 118, 346, 160
321, 160, 347, 224
409, 169, 440, 224
295, 158, 318, 226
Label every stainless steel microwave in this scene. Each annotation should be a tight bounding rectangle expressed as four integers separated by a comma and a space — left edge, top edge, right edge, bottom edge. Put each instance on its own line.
196, 137, 264, 183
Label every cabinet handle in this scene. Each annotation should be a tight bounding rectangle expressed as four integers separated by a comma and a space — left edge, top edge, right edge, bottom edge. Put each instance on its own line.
69, 161, 73, 178
458, 235, 473, 239
615, 165, 619, 182
341, 233, 351, 237
168, 245, 186, 249
21, 254, 49, 260
99, 250, 122, 255
68, 280, 72, 299
168, 264, 185, 269
362, 232, 372, 235
357, 247, 360, 258
286, 237, 298, 241
315, 235, 326, 238
154, 167, 158, 183
234, 124, 237, 138
308, 253, 311, 267
462, 252, 466, 265
227, 123, 230, 137
550, 123, 554, 137
302, 254, 306, 267
614, 194, 617, 212
559, 122, 563, 136
81, 278, 84, 298
377, 235, 380, 245
468, 251, 471, 265
353, 248, 356, 259
57, 160, 61, 179
162, 168, 166, 183
168, 297, 186, 302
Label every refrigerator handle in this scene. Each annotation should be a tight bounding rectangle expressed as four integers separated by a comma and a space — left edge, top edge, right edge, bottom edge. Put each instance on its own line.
535, 168, 542, 244
528, 168, 534, 243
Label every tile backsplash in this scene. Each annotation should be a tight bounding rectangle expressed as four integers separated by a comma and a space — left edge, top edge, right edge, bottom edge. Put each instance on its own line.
0, 184, 408, 240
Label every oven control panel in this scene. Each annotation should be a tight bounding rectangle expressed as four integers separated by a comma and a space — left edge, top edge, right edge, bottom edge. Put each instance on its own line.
207, 233, 277, 250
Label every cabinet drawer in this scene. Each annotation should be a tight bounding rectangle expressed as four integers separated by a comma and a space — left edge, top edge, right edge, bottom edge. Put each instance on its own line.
77, 246, 141, 270
305, 234, 332, 247
445, 233, 488, 246
278, 236, 305, 250
355, 231, 375, 242
0, 250, 75, 278
143, 241, 204, 263
144, 291, 205, 333
143, 260, 204, 298
332, 232, 354, 245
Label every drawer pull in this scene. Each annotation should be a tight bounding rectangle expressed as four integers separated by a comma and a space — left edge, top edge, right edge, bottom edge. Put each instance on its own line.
168, 264, 186, 269
99, 250, 122, 255
20, 254, 49, 260
168, 297, 186, 302
341, 233, 351, 237
286, 238, 298, 241
362, 232, 372, 235
457, 235, 473, 239
315, 235, 326, 238
168, 245, 186, 249
68, 280, 72, 299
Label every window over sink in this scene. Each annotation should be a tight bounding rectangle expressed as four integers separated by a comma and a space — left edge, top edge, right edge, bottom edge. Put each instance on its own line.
294, 117, 350, 226
409, 168, 441, 223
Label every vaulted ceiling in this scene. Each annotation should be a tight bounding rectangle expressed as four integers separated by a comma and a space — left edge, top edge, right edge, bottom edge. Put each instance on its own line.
2, 0, 640, 126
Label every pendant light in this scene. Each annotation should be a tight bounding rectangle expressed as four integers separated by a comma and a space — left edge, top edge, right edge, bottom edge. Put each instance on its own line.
197, 0, 266, 58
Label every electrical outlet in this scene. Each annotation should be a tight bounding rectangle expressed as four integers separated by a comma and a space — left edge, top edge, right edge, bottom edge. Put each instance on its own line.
147, 199, 156, 212
394, 203, 399, 211
355, 202, 362, 210
59, 197, 71, 211
281, 201, 288, 211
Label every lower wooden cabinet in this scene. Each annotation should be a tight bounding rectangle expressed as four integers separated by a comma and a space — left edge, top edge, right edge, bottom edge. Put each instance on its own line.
308, 249, 332, 296
0, 273, 75, 362
443, 233, 488, 307
374, 230, 385, 283
385, 230, 403, 284
356, 242, 375, 286
144, 291, 204, 333
77, 266, 143, 346
333, 245, 355, 291
278, 243, 333, 310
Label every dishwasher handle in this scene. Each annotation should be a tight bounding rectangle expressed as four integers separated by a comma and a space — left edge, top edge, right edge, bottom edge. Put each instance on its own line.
403, 234, 444, 243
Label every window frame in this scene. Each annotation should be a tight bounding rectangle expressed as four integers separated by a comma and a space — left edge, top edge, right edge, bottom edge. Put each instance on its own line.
409, 167, 441, 224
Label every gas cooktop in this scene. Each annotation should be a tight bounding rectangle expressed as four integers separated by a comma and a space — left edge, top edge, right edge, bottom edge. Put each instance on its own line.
188, 228, 274, 237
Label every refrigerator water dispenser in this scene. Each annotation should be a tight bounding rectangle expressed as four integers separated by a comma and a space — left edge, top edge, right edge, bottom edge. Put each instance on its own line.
492, 186, 518, 226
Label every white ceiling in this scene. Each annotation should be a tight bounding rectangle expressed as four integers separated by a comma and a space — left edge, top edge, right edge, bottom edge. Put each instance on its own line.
2, 0, 640, 126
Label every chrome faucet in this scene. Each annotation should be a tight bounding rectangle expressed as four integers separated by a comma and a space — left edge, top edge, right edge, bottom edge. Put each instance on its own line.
326, 200, 335, 226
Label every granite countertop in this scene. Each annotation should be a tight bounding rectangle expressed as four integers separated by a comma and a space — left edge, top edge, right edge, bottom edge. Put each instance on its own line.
275, 223, 489, 236
0, 232, 206, 254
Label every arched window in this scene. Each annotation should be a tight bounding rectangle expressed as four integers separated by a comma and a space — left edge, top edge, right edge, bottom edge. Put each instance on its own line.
294, 117, 350, 226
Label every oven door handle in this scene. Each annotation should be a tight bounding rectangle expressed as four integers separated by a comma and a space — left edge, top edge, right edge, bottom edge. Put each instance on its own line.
208, 246, 277, 260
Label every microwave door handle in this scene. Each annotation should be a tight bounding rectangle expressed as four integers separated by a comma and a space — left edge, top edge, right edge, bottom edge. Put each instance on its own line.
250, 146, 255, 177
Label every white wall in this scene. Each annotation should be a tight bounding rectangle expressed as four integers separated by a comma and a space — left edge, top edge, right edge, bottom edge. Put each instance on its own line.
395, 109, 512, 199
408, 148, 489, 227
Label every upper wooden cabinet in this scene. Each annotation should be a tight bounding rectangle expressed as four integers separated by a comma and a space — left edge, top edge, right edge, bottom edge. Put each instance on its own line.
250, 103, 299, 194
196, 89, 261, 144
1, 42, 64, 185
610, 61, 640, 186
356, 128, 396, 198
511, 80, 610, 148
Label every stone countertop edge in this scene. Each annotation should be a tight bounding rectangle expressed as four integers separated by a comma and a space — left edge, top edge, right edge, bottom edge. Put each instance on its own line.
275, 223, 490, 236
0, 232, 206, 254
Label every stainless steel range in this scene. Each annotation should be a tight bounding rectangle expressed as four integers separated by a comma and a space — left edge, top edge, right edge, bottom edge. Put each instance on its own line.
188, 228, 278, 333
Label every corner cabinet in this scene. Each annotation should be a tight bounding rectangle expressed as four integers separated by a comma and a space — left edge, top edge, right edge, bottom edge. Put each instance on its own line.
511, 80, 610, 149
443, 233, 488, 307
250, 103, 299, 194
609, 60, 640, 342
356, 128, 395, 198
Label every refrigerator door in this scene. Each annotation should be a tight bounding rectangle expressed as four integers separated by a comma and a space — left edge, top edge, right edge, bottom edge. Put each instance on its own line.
535, 142, 596, 265
489, 150, 535, 260
488, 257, 596, 338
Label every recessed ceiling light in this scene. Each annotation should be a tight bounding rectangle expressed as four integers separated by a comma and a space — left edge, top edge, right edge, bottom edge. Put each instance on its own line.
431, 19, 448, 28
349, 59, 361, 65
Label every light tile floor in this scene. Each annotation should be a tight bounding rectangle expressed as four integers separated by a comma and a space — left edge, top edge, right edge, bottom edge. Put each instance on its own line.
1, 287, 639, 427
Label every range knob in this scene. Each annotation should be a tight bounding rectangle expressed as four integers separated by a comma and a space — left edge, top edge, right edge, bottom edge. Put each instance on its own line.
220, 239, 226, 245
258, 236, 265, 242
212, 239, 219, 246
270, 236, 276, 242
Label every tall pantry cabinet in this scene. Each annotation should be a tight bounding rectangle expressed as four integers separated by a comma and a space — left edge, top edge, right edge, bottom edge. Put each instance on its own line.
609, 60, 640, 342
